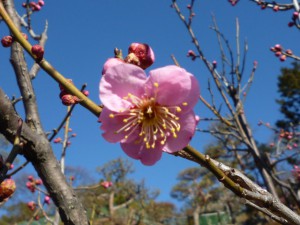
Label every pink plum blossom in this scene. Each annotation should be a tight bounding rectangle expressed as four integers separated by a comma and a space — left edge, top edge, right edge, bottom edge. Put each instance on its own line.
99, 64, 200, 165
102, 58, 124, 75
100, 181, 113, 189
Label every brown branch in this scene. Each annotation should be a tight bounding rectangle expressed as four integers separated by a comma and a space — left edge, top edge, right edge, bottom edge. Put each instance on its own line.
6, 0, 44, 135
0, 88, 89, 225
174, 146, 300, 225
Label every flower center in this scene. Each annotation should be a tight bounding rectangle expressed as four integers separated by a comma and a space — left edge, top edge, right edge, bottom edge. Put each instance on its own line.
109, 83, 185, 149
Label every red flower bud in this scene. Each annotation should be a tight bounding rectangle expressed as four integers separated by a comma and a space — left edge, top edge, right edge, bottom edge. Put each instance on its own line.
44, 196, 50, 204
53, 137, 62, 143
212, 60, 217, 68
38, 0, 45, 6
273, 5, 279, 12
22, 33, 28, 40
275, 51, 282, 57
28, 175, 34, 182
35, 179, 43, 185
31, 45, 44, 60
126, 43, 155, 69
279, 55, 286, 62
274, 44, 282, 51
293, 12, 299, 19
0, 179, 16, 201
27, 201, 36, 211
285, 49, 293, 55
33, 4, 41, 11
1, 36, 13, 47
82, 90, 89, 96
61, 94, 79, 106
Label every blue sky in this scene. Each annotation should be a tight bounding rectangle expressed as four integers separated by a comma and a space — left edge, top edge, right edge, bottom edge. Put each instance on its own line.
0, 0, 299, 208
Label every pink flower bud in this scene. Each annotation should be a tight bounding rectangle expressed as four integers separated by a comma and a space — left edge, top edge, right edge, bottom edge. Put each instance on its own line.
33, 4, 41, 11
187, 4, 191, 9
61, 94, 79, 106
26, 181, 32, 188
27, 201, 36, 211
22, 3, 27, 8
0, 179, 16, 201
288, 22, 295, 27
187, 50, 196, 57
9, 164, 14, 170
212, 60, 217, 68
28, 175, 34, 182
1, 36, 13, 47
279, 55, 286, 62
269, 142, 275, 147
293, 12, 299, 19
261, 4, 266, 10
285, 49, 293, 55
82, 90, 89, 96
35, 179, 43, 185
274, 44, 282, 51
53, 137, 62, 143
273, 5, 279, 12
22, 33, 28, 40
31, 45, 44, 60
68, 128, 72, 132
71, 133, 77, 137
275, 51, 281, 57
29, 2, 36, 7
70, 176, 75, 181
126, 43, 155, 69
38, 0, 45, 6
44, 195, 50, 204
102, 58, 124, 75
287, 135, 293, 140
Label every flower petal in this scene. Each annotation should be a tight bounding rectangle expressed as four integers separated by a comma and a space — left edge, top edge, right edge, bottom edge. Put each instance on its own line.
181, 73, 200, 113
163, 111, 197, 153
121, 141, 163, 166
99, 107, 138, 143
99, 107, 126, 143
146, 65, 192, 106
100, 64, 147, 112
102, 58, 124, 75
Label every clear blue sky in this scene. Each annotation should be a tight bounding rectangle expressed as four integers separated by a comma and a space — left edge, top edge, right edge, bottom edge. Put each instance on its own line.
0, 0, 299, 207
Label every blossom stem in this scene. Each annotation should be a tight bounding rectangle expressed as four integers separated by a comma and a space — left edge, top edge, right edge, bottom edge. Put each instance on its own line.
0, 2, 102, 117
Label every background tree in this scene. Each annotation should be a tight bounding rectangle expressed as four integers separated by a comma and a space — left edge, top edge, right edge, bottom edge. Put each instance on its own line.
276, 62, 300, 130
0, 0, 300, 224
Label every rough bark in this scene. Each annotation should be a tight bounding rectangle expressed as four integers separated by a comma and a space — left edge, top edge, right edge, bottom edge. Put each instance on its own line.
0, 88, 90, 224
